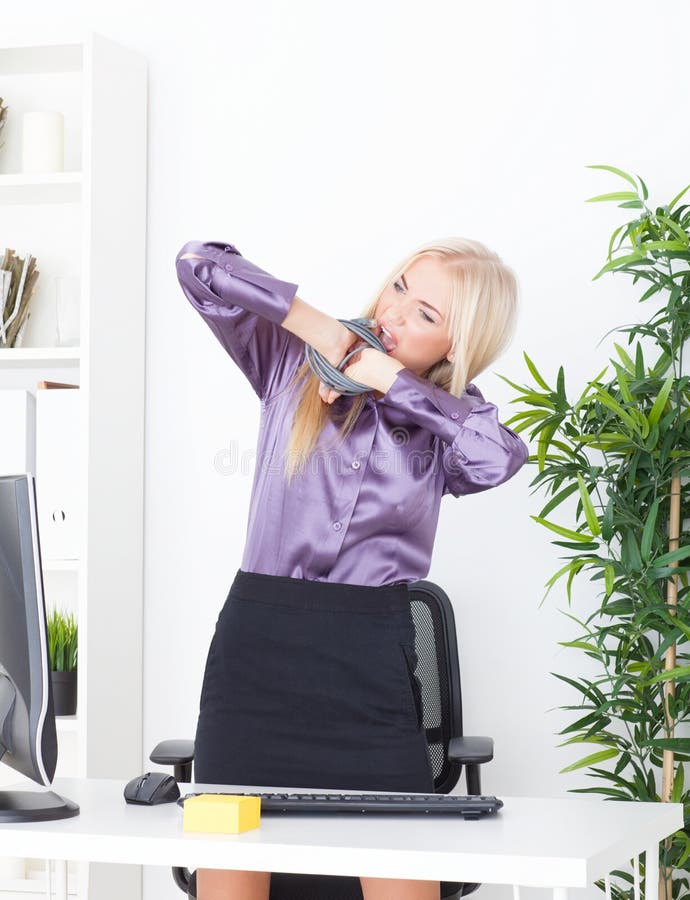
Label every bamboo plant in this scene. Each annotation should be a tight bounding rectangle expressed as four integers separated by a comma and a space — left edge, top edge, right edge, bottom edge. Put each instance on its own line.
498, 165, 690, 900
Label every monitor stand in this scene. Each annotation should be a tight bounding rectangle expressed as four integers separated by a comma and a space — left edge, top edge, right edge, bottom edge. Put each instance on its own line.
0, 789, 80, 823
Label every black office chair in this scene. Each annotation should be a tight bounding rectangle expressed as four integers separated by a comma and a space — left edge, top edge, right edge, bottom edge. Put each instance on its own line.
151, 579, 495, 900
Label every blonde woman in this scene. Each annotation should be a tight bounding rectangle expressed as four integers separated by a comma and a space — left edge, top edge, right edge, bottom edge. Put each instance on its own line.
176, 238, 528, 900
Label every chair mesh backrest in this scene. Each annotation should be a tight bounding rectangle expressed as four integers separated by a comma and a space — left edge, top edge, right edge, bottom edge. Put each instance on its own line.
408, 582, 463, 795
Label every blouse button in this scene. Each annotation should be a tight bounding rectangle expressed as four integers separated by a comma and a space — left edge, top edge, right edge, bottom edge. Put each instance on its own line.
333, 521, 342, 531
351, 460, 360, 469
451, 412, 459, 419
224, 263, 233, 273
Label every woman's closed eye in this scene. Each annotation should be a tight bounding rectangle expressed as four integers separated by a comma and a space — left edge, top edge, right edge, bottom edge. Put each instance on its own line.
393, 281, 435, 322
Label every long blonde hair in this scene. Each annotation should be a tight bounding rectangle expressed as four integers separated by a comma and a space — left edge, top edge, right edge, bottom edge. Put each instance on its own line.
281, 237, 519, 484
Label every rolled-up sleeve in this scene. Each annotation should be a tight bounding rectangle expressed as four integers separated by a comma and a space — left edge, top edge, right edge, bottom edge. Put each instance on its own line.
379, 367, 529, 497
175, 240, 301, 402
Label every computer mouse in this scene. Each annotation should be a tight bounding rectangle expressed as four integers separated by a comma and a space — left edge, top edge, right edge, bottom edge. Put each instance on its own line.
124, 771, 181, 805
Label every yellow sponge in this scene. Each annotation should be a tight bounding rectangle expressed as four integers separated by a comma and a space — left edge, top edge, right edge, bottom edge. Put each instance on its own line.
183, 794, 261, 834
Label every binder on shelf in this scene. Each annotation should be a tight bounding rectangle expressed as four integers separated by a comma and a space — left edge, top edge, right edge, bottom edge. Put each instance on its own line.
35, 385, 82, 560
0, 389, 36, 476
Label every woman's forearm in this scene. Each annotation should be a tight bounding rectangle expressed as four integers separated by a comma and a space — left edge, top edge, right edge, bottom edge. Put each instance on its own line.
282, 295, 346, 356
179, 252, 345, 356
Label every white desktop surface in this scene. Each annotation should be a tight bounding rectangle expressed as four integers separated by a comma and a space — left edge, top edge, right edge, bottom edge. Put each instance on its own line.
0, 777, 683, 889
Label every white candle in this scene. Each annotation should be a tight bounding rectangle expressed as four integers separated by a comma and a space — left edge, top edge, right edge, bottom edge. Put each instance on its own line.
22, 111, 64, 173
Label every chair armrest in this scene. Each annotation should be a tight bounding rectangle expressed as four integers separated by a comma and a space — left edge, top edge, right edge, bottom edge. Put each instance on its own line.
150, 739, 195, 766
448, 736, 494, 764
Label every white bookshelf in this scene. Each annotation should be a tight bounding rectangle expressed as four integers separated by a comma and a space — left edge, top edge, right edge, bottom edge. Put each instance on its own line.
0, 861, 79, 898
0, 32, 146, 900
0, 348, 81, 367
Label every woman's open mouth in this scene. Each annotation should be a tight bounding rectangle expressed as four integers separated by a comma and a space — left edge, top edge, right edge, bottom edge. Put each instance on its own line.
377, 324, 397, 352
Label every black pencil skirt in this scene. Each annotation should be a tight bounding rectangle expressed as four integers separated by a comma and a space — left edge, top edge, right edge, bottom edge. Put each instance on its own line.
193, 568, 434, 794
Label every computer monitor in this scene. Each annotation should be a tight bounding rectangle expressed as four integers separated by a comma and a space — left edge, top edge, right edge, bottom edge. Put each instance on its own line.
0, 472, 79, 822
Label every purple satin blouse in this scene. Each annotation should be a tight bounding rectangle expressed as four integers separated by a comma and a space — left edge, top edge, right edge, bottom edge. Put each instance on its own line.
176, 240, 529, 587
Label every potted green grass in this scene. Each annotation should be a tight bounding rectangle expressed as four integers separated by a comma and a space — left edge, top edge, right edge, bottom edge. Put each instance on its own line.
47, 608, 78, 716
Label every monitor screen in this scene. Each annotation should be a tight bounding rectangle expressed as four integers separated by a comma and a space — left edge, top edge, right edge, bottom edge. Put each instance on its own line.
0, 473, 78, 822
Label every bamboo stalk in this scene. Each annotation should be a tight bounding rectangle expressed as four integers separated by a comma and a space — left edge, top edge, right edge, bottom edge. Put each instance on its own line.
660, 472, 681, 900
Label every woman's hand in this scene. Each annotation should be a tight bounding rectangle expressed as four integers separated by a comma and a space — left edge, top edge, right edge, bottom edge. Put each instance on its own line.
320, 346, 404, 403
317, 323, 377, 403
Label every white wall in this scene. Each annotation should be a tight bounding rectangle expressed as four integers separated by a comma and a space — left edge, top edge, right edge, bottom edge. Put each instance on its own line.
5, 2, 690, 899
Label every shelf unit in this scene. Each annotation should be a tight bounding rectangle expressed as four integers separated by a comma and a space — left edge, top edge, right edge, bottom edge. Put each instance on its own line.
0, 171, 83, 204
0, 32, 146, 900
0, 862, 79, 898
0, 348, 81, 368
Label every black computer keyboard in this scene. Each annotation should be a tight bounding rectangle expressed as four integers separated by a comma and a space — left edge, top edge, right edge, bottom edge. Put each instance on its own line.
177, 791, 503, 820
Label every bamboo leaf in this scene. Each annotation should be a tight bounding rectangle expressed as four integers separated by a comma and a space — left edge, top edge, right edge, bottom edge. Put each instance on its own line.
495, 373, 532, 394
566, 559, 586, 604
576, 472, 601, 536
531, 516, 595, 542
647, 372, 674, 427
513, 396, 556, 410
604, 564, 614, 595
586, 191, 640, 203
558, 710, 605, 734
640, 239, 689, 252
653, 545, 690, 568
550, 670, 604, 705
675, 828, 690, 867
648, 564, 690, 580
640, 498, 659, 563
656, 212, 690, 245
544, 561, 577, 590
556, 365, 565, 401
558, 747, 618, 773
622, 529, 643, 573
592, 251, 648, 281
557, 639, 602, 657
589, 384, 638, 431
556, 734, 613, 748
614, 750, 631, 775
613, 342, 635, 373
504, 410, 548, 423
644, 667, 690, 685
668, 182, 690, 211
607, 224, 627, 262
522, 351, 551, 391
536, 422, 559, 472
585, 164, 639, 189
643, 738, 690, 752
654, 607, 690, 644
568, 787, 634, 799
626, 661, 648, 673
574, 366, 609, 412
614, 364, 633, 403
538, 482, 581, 519
601, 496, 614, 542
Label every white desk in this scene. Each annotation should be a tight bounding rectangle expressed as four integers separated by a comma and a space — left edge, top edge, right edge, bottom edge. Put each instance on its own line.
0, 777, 683, 900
